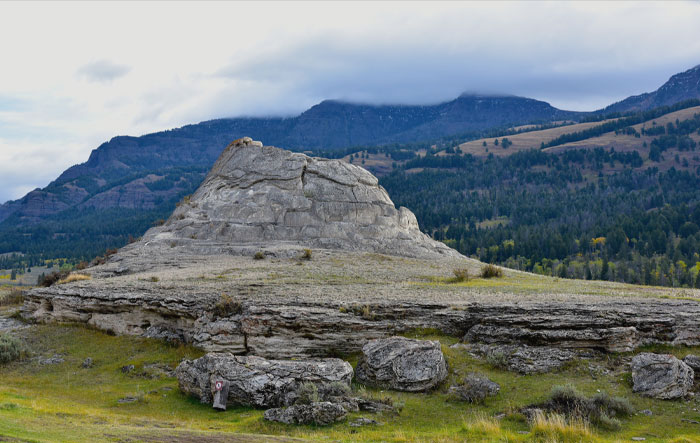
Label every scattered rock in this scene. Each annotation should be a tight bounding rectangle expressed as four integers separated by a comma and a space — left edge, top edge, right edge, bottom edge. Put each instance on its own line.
176, 353, 353, 408
448, 373, 500, 403
121, 364, 135, 374
681, 418, 700, 424
355, 337, 447, 392
631, 353, 694, 399
117, 396, 139, 404
639, 409, 653, 416
39, 355, 64, 365
263, 402, 347, 426
81, 357, 93, 368
349, 417, 381, 427
355, 397, 395, 413
469, 344, 578, 374
631, 438, 646, 441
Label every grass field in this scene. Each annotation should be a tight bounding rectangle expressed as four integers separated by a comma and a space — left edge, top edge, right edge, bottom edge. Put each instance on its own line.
2, 292, 700, 443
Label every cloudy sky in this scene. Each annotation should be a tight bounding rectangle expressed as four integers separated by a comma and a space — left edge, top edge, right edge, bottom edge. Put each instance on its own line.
1, 1, 700, 204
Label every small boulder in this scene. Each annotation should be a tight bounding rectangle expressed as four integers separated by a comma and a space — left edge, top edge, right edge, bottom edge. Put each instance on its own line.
349, 417, 381, 427
263, 402, 347, 426
631, 353, 694, 399
355, 336, 447, 392
448, 373, 500, 403
176, 353, 353, 408
81, 357, 93, 368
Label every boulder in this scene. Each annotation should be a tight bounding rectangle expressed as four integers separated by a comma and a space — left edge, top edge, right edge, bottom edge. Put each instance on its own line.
176, 353, 353, 408
355, 336, 447, 391
683, 354, 700, 377
263, 402, 347, 426
631, 353, 694, 399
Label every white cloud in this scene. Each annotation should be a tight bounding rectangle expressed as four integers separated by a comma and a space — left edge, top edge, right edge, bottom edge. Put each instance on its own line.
0, 1, 700, 203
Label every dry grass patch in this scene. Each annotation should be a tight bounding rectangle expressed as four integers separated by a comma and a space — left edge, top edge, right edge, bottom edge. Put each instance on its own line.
57, 273, 92, 285
530, 411, 595, 442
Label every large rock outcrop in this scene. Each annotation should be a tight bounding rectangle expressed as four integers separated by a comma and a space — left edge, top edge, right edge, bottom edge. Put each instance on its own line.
176, 353, 353, 408
631, 353, 694, 399
115, 137, 459, 262
355, 337, 448, 391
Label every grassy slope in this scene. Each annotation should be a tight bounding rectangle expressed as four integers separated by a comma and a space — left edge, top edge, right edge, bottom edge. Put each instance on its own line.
2, 285, 700, 443
452, 106, 700, 166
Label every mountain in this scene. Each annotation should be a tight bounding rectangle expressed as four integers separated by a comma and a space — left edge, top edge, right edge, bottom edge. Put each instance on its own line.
602, 65, 700, 114
0, 94, 580, 225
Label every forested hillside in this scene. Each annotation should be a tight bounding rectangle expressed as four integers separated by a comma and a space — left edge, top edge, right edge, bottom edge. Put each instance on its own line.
383, 102, 700, 287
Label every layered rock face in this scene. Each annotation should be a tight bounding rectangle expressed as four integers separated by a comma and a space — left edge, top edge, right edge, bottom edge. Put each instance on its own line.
127, 137, 459, 260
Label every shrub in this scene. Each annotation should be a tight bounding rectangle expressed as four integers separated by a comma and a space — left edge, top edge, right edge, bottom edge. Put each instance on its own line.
254, 251, 265, 260
39, 270, 70, 287
480, 264, 503, 279
536, 385, 634, 432
452, 268, 470, 282
0, 289, 23, 306
486, 351, 508, 370
301, 249, 312, 260
212, 293, 242, 318
295, 382, 320, 405
0, 334, 22, 364
148, 276, 159, 282
449, 373, 500, 403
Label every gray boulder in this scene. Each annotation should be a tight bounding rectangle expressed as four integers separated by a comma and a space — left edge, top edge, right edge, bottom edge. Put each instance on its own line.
683, 354, 700, 377
176, 353, 353, 408
355, 336, 448, 391
631, 353, 694, 399
263, 402, 347, 426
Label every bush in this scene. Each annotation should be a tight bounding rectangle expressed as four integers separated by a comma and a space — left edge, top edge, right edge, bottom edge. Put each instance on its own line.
530, 411, 593, 441
295, 382, 320, 405
486, 351, 508, 370
452, 268, 470, 282
535, 385, 634, 431
38, 270, 70, 287
254, 251, 265, 260
0, 289, 23, 306
301, 249, 312, 260
480, 264, 503, 279
0, 334, 22, 364
212, 293, 242, 318
449, 373, 500, 403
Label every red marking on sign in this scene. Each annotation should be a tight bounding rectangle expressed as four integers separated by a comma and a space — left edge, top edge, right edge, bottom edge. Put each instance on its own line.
215, 381, 223, 391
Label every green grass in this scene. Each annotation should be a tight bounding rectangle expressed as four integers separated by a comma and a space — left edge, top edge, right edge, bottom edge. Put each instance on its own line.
1, 324, 700, 442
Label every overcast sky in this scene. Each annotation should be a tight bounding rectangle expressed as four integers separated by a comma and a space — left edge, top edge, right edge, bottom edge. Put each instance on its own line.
1, 1, 700, 204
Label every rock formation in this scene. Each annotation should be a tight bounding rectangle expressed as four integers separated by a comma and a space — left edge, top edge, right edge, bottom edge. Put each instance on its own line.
115, 137, 459, 262
355, 337, 448, 391
631, 353, 694, 399
176, 353, 353, 408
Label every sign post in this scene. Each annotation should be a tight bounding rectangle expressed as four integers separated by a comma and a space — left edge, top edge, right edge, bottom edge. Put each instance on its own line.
212, 379, 229, 411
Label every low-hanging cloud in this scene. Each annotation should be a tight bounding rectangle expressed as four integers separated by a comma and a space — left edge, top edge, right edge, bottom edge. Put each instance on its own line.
77, 60, 131, 83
